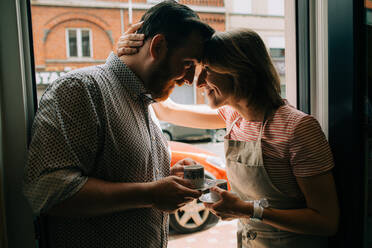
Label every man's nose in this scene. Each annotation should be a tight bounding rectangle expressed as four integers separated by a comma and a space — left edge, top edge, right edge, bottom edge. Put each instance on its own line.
182, 65, 196, 85
196, 68, 207, 88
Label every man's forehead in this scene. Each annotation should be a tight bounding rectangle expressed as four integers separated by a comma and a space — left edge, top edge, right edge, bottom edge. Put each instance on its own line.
179, 32, 206, 61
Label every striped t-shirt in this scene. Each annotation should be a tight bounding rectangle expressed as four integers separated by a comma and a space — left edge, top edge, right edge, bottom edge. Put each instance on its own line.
218, 103, 334, 198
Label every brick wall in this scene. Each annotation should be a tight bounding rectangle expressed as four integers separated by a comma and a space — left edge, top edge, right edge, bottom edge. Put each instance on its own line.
179, 0, 224, 7
31, 2, 224, 72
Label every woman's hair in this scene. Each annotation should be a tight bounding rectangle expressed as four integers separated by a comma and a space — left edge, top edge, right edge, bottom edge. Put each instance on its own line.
203, 28, 284, 113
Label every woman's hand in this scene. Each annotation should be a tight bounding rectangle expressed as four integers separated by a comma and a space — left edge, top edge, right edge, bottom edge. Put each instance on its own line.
204, 187, 252, 221
117, 22, 145, 56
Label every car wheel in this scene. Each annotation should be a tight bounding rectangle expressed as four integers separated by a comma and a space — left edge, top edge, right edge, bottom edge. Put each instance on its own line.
169, 174, 219, 234
213, 129, 226, 142
169, 198, 218, 234
163, 131, 172, 141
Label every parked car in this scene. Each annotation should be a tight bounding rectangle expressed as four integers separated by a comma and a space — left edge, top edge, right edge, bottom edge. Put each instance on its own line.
168, 141, 228, 234
161, 121, 226, 142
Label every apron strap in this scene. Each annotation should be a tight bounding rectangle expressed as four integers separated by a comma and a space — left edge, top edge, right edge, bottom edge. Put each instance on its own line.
256, 111, 270, 142
226, 112, 269, 141
225, 116, 241, 138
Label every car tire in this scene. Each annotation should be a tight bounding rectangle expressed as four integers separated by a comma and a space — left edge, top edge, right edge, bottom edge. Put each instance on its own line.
169, 175, 219, 234
163, 131, 172, 141
213, 129, 226, 143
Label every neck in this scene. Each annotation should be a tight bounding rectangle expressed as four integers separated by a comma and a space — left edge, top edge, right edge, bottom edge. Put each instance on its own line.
230, 99, 267, 122
119, 55, 150, 85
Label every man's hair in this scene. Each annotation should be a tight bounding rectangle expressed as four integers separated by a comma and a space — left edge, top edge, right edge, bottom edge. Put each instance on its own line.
137, 0, 214, 50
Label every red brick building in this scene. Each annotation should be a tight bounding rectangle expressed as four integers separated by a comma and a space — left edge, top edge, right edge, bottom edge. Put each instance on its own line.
31, 0, 225, 104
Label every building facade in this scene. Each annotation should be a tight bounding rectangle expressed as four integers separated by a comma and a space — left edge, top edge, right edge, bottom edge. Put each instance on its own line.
31, 0, 226, 102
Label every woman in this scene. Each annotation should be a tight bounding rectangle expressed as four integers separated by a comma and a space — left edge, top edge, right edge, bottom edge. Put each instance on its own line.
118, 26, 339, 248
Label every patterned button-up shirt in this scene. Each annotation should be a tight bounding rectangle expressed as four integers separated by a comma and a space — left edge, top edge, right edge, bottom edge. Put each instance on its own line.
23, 52, 171, 248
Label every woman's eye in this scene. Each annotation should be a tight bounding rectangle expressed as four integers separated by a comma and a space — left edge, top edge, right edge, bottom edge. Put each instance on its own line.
184, 61, 194, 69
204, 66, 211, 74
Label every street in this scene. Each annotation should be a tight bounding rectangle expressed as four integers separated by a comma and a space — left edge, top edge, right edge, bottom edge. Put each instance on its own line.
168, 140, 237, 248
169, 219, 238, 248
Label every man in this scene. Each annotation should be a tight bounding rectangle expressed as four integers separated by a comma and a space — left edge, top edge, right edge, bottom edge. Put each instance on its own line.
23, 1, 214, 247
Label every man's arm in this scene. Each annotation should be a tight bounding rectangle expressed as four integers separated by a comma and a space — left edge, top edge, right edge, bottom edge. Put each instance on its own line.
23, 77, 200, 217
47, 175, 201, 217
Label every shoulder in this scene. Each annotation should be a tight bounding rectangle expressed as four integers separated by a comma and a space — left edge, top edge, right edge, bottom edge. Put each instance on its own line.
43, 66, 102, 99
272, 103, 315, 129
218, 105, 240, 122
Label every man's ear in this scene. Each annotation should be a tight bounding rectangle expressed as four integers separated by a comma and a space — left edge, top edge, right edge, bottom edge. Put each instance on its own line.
149, 34, 167, 61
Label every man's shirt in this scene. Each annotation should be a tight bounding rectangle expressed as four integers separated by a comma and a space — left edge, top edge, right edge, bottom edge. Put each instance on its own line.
23, 52, 171, 248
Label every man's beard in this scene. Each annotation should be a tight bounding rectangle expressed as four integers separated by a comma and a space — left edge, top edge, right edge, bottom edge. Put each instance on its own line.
146, 56, 176, 102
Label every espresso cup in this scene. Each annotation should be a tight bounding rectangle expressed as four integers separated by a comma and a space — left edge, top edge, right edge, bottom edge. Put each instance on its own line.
209, 179, 228, 201
184, 164, 205, 189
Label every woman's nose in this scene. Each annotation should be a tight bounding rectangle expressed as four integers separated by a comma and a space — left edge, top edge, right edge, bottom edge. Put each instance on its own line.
182, 65, 196, 85
196, 68, 207, 88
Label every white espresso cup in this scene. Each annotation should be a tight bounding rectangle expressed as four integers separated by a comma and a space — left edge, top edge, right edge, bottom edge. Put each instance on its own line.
184, 164, 205, 189
210, 179, 228, 201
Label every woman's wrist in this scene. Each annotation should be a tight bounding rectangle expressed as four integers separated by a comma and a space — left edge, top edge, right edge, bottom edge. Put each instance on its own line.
237, 200, 254, 218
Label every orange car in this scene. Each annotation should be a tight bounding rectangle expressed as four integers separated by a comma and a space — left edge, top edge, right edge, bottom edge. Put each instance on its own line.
168, 141, 228, 234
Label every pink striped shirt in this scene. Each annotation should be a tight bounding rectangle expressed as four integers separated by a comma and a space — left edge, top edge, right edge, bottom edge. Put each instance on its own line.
218, 103, 334, 198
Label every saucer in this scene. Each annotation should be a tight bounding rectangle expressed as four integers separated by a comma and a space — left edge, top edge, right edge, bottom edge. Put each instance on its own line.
199, 192, 221, 203
193, 178, 216, 191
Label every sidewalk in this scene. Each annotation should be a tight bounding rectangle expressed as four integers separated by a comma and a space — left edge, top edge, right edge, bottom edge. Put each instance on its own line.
168, 219, 238, 248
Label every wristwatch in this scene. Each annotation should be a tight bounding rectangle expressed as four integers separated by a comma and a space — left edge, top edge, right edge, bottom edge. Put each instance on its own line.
250, 199, 268, 222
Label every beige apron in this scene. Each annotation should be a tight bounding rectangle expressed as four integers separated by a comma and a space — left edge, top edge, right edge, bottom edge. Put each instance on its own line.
224, 116, 327, 248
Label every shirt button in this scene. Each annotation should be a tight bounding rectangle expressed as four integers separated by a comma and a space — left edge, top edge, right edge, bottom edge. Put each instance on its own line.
152, 136, 156, 141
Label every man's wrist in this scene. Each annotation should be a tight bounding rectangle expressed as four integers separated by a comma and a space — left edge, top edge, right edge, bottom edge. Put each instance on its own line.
144, 181, 157, 207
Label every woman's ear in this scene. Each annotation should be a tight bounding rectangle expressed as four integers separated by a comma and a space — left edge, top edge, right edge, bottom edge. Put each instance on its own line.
149, 34, 167, 61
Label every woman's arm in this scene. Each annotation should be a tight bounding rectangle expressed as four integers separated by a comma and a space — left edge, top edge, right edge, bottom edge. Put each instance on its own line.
207, 171, 339, 236
262, 171, 339, 235
152, 98, 226, 129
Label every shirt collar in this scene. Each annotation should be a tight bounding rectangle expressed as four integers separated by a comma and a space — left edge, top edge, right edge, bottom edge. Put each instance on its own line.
105, 52, 156, 105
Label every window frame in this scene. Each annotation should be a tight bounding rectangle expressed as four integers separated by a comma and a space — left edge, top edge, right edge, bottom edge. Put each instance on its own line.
65, 28, 93, 59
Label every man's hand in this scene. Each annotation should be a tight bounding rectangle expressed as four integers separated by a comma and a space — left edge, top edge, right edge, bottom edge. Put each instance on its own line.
150, 176, 201, 213
117, 22, 144, 56
170, 158, 198, 177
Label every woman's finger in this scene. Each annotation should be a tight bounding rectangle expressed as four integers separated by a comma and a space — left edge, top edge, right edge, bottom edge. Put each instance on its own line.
125, 21, 143, 34
118, 40, 143, 47
118, 47, 138, 56
119, 33, 145, 42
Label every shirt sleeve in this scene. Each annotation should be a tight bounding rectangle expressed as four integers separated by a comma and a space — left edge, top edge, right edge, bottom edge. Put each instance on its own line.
289, 115, 334, 177
23, 76, 102, 214
217, 106, 239, 127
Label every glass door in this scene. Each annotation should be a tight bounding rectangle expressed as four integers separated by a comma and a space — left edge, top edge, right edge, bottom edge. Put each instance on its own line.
365, 0, 372, 246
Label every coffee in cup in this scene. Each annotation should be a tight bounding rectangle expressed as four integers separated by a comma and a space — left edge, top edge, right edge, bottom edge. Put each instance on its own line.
184, 164, 205, 189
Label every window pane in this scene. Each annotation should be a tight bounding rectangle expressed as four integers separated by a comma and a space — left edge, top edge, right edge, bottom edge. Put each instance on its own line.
68, 30, 77, 57
270, 48, 285, 58
232, 0, 251, 14
81, 30, 90, 57
268, 0, 284, 16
